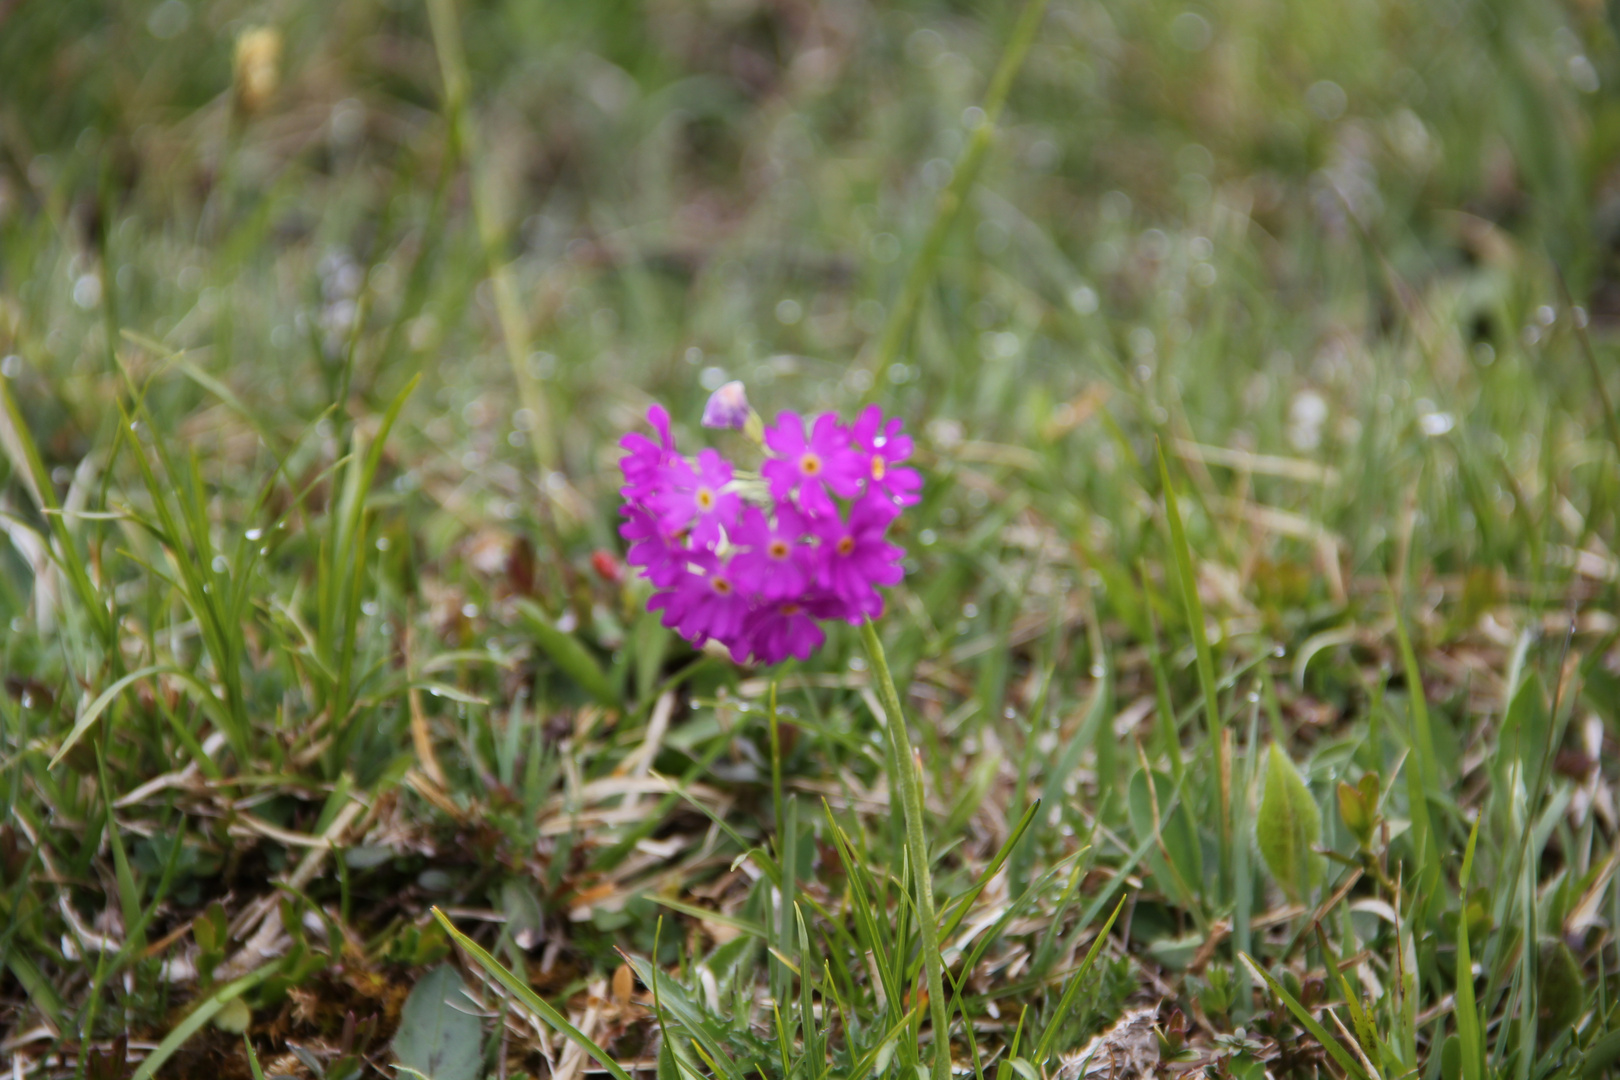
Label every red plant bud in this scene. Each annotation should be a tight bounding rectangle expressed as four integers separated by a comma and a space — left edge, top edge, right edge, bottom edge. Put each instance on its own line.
591, 549, 623, 583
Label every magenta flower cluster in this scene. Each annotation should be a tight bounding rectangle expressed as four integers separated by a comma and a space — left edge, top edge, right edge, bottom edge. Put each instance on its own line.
618, 403, 921, 664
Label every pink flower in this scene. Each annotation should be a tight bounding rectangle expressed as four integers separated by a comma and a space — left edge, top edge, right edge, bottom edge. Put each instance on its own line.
852, 405, 922, 506
762, 412, 865, 518
730, 505, 812, 600
619, 506, 688, 588
619, 404, 676, 500
648, 448, 740, 547
812, 493, 904, 619
731, 598, 825, 664
649, 557, 749, 644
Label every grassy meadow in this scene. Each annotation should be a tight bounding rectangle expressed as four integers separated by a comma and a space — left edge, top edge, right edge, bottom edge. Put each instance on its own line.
2, 0, 1620, 1077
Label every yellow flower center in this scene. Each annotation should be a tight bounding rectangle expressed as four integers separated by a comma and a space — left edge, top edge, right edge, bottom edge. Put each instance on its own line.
781, 603, 801, 616
696, 487, 715, 510
768, 540, 789, 559
836, 536, 855, 556
800, 453, 822, 476
871, 457, 886, 480
711, 576, 732, 596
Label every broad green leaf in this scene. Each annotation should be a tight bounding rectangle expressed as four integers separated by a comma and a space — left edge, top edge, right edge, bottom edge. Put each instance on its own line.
517, 599, 618, 706
1581, 1030, 1620, 1080
393, 964, 483, 1080
1255, 743, 1321, 904
1536, 941, 1585, 1044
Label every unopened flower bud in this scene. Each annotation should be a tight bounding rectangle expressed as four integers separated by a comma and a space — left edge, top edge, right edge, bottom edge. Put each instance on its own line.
590, 549, 623, 583
701, 380, 751, 430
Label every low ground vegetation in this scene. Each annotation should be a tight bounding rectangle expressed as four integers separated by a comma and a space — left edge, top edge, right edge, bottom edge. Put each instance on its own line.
1, 1, 1619, 1078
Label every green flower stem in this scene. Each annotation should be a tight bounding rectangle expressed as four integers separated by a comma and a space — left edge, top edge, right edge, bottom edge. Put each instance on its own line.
861, 619, 951, 1080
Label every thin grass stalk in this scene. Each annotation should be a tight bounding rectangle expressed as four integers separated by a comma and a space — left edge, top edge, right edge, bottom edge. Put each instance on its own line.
1156, 441, 1231, 888
861, 0, 1052, 389
424, 0, 559, 477
860, 618, 951, 1080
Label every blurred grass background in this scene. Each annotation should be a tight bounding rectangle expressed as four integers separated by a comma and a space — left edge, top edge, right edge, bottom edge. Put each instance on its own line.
2, 0, 1620, 1077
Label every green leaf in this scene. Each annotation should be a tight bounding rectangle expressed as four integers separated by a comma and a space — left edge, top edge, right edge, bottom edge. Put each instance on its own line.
131, 960, 283, 1080
244, 1035, 267, 1080
1033, 894, 1128, 1065
1156, 441, 1231, 890
1581, 1029, 1620, 1080
393, 964, 484, 1080
516, 599, 618, 706
50, 665, 168, 770
1454, 819, 1484, 1080
1127, 768, 1203, 909
213, 996, 252, 1034
432, 907, 635, 1080
1240, 953, 1370, 1080
1337, 780, 1373, 847
1255, 743, 1321, 904
1440, 1035, 1462, 1080
1537, 940, 1586, 1044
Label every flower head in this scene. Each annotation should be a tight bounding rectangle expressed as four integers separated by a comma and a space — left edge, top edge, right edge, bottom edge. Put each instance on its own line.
618, 400, 918, 665
619, 506, 688, 588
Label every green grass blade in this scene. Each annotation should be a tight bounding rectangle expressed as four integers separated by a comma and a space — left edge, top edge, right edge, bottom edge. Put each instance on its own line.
1240, 952, 1371, 1080
1391, 606, 1444, 905
130, 960, 283, 1080
51, 665, 174, 770
863, 0, 1052, 385
1455, 818, 1484, 1080
861, 618, 952, 1080
1033, 893, 1127, 1065
1156, 439, 1230, 883
432, 907, 635, 1080
516, 598, 618, 706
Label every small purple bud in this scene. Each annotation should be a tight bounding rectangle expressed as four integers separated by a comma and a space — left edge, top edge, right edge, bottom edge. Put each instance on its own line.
702, 381, 751, 430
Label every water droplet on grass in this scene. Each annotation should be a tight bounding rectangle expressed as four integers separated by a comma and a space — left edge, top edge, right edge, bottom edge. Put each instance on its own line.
1419, 411, 1454, 437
